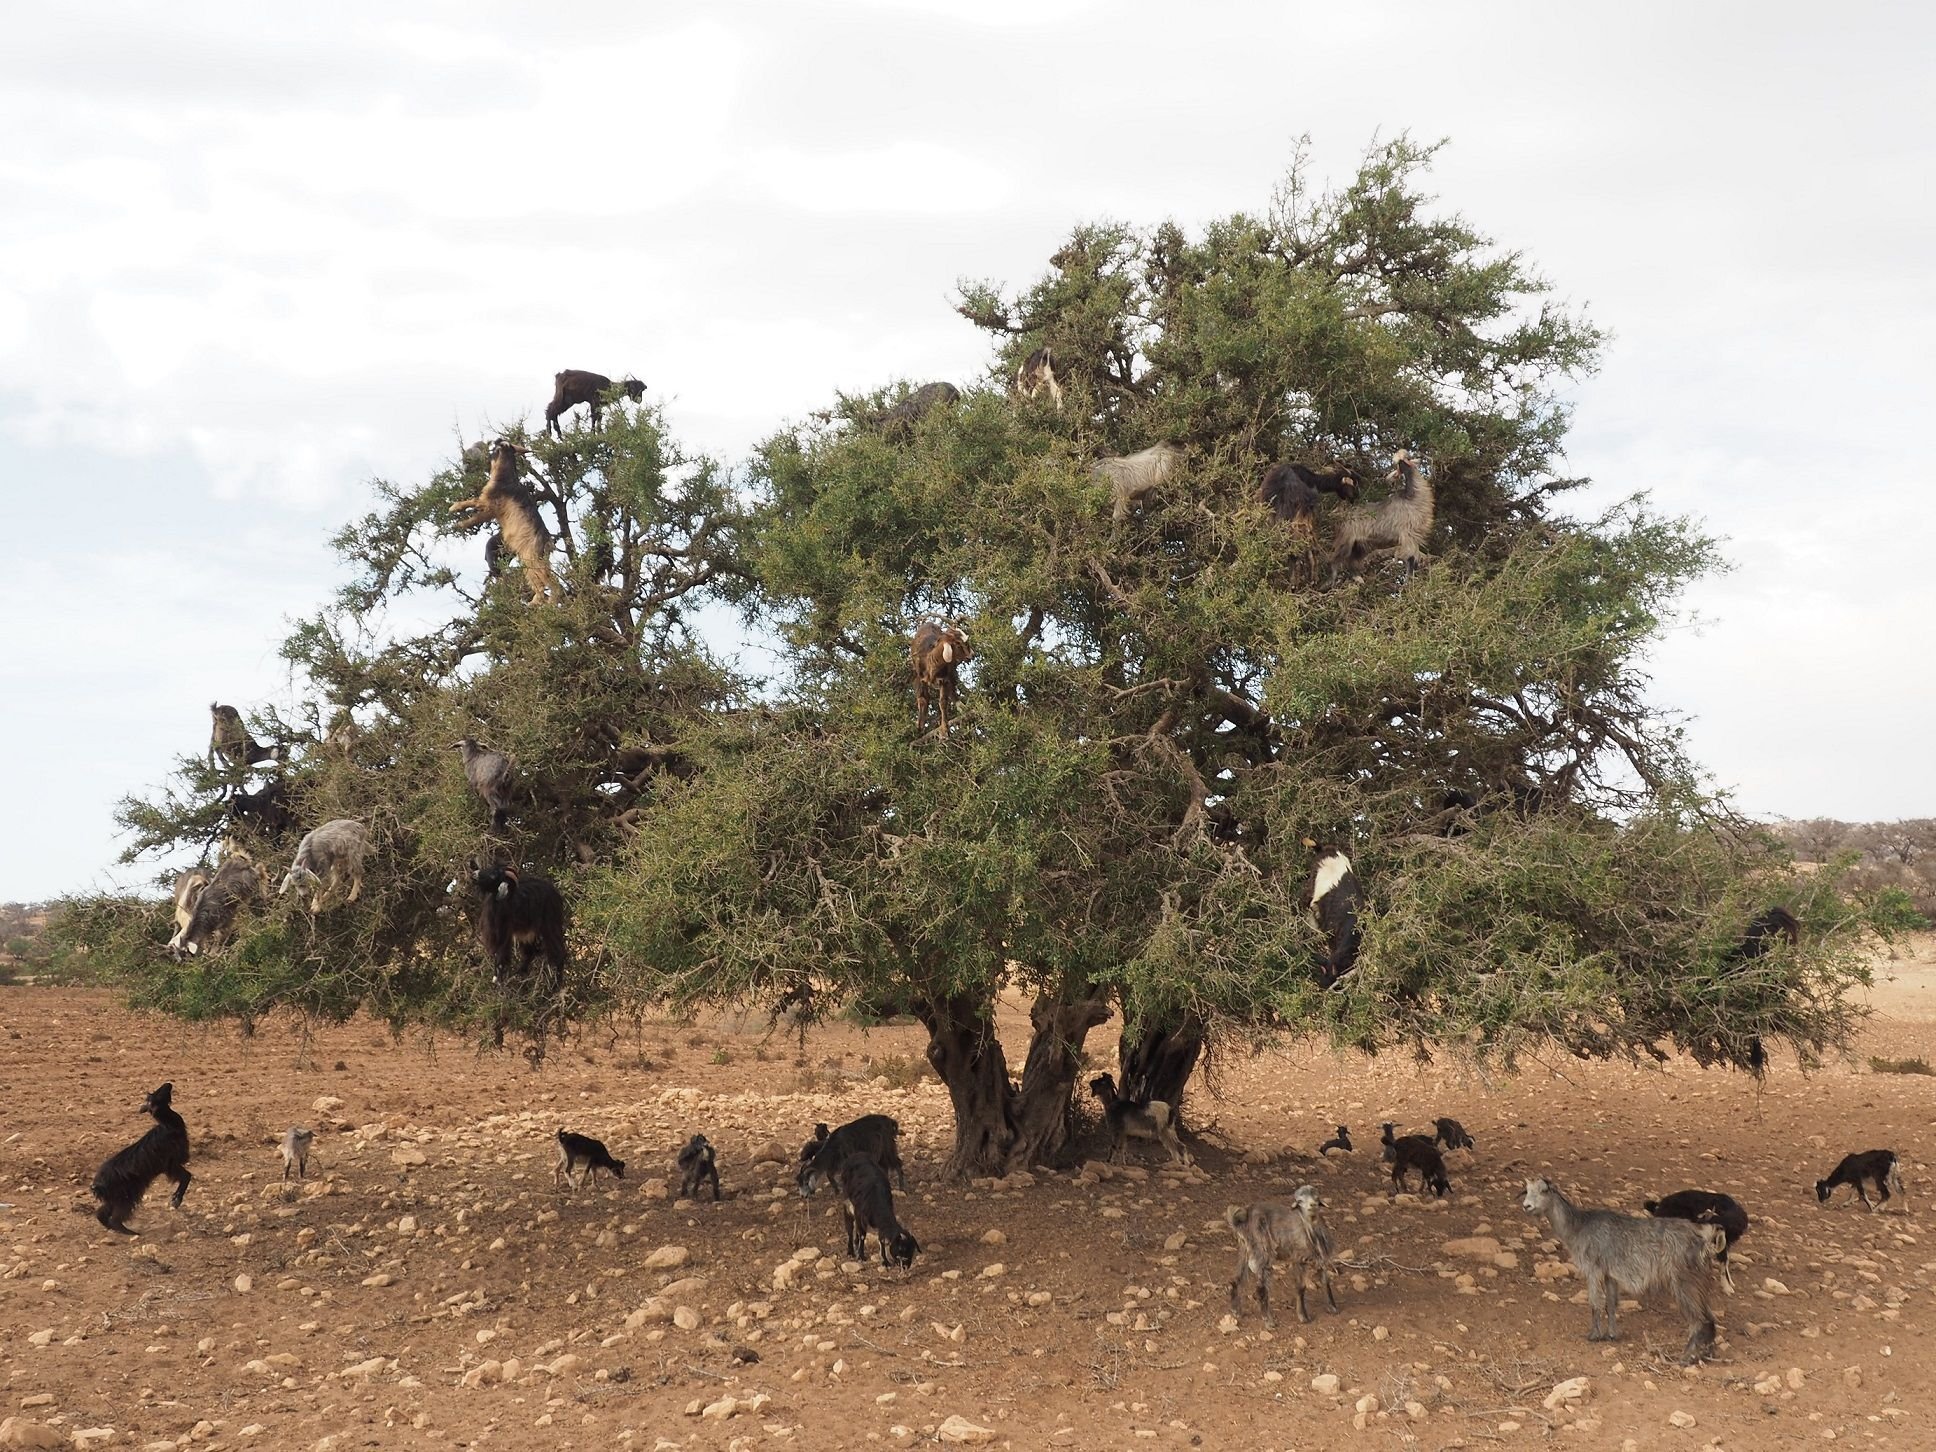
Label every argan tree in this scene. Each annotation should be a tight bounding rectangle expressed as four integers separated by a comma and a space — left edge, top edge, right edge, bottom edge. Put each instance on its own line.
587, 140, 1872, 1176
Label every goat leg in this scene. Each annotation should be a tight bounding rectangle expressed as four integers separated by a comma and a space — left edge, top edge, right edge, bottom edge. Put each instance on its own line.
170, 1169, 192, 1209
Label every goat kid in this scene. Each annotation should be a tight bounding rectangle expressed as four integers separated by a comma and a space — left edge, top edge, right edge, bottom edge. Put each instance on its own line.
835, 1156, 920, 1268
1090, 1072, 1190, 1166
280, 1126, 315, 1182
1433, 1117, 1476, 1152
1644, 1190, 1749, 1294
1226, 1184, 1340, 1325
1380, 1122, 1451, 1197
554, 1130, 625, 1192
1815, 1150, 1905, 1211
1318, 1124, 1353, 1156
91, 1083, 192, 1234
677, 1133, 722, 1201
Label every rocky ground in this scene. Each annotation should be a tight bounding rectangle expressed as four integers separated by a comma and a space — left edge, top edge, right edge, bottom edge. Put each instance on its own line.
1, 937, 1932, 1450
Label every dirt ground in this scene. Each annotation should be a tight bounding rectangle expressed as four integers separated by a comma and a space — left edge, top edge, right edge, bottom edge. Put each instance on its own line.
1, 940, 1932, 1452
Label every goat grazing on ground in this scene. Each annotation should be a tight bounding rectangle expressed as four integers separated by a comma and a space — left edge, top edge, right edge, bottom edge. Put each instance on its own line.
279, 1126, 314, 1182
1815, 1150, 1905, 1211
1095, 442, 1183, 523
1523, 1176, 1719, 1364
455, 738, 518, 830
799, 1123, 831, 1168
278, 819, 370, 913
1433, 1117, 1476, 1152
1330, 449, 1434, 584
876, 381, 960, 438
166, 868, 210, 956
554, 1130, 624, 1191
677, 1133, 721, 1201
91, 1083, 192, 1234
1645, 1190, 1749, 1293
1304, 838, 1363, 990
545, 370, 646, 438
798, 1114, 905, 1195
910, 621, 972, 738
466, 859, 569, 993
1318, 1124, 1353, 1156
172, 853, 264, 960
835, 1156, 920, 1268
450, 440, 557, 605
1259, 461, 1359, 584
1381, 1122, 1451, 1197
208, 703, 281, 771
1226, 1185, 1340, 1326
1090, 1072, 1189, 1166
1015, 346, 1063, 409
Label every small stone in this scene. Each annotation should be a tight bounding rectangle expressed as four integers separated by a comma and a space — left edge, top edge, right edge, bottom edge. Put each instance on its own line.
1784, 1367, 1805, 1390
1543, 1376, 1589, 1410
700, 1397, 737, 1421
397, 1216, 417, 1234
0, 1420, 67, 1450
24, 1331, 53, 1348
233, 1275, 253, 1294
1440, 1236, 1502, 1260
1761, 1277, 1789, 1295
936, 1416, 996, 1444
1027, 1292, 1052, 1307
1667, 1410, 1696, 1429
980, 1263, 1005, 1278
311, 1095, 344, 1113
643, 1245, 689, 1270
673, 1306, 700, 1331
389, 1146, 426, 1168
1842, 1366, 1862, 1388
1311, 1373, 1341, 1395
1371, 1324, 1389, 1341
361, 1273, 393, 1288
1162, 1231, 1188, 1251
980, 1229, 1006, 1245
752, 1140, 790, 1165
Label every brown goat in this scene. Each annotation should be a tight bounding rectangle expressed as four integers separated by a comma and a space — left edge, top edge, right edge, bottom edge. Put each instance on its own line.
1015, 346, 1063, 409
910, 622, 972, 738
450, 440, 558, 605
545, 369, 645, 438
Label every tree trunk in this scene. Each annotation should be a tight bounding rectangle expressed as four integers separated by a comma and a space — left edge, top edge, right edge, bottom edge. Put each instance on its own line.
917, 992, 1018, 1179
1008, 991, 1111, 1170
1119, 1014, 1203, 1123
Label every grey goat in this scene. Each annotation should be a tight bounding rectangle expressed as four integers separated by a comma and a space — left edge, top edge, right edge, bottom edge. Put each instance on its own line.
455, 738, 517, 830
1225, 1184, 1340, 1326
1522, 1176, 1718, 1364
280, 1126, 314, 1182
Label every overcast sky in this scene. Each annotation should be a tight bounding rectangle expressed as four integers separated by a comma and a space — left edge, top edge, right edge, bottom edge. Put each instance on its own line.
3, 1, 1931, 902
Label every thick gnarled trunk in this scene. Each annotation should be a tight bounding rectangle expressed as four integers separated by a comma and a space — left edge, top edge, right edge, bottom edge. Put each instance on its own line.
918, 992, 1018, 1179
1008, 991, 1111, 1169
1119, 1014, 1203, 1125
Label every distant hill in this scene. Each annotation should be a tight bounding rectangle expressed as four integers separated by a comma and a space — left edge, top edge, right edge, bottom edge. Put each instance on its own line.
0, 901, 58, 982
1775, 818, 1936, 918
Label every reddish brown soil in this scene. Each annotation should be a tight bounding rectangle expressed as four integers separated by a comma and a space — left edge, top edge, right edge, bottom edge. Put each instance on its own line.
1, 939, 1932, 1451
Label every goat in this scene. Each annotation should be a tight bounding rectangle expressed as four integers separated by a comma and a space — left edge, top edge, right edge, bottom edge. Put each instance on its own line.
1522, 1176, 1718, 1364
910, 622, 972, 738
1226, 1185, 1340, 1325
91, 1083, 192, 1234
173, 852, 264, 960
1015, 346, 1063, 409
877, 381, 960, 438
1304, 838, 1362, 990
1815, 1150, 1905, 1211
1726, 905, 1800, 1074
1318, 1124, 1353, 1156
225, 778, 295, 840
1644, 1190, 1749, 1293
454, 738, 517, 830
466, 859, 569, 993
208, 703, 281, 771
1381, 1122, 1450, 1197
166, 868, 210, 956
834, 1156, 920, 1268
279, 1126, 314, 1182
553, 1129, 624, 1192
278, 819, 370, 913
798, 1114, 905, 1195
1330, 449, 1434, 584
1089, 1072, 1189, 1166
1094, 442, 1182, 524
450, 440, 558, 605
1259, 461, 1359, 584
1433, 1117, 1476, 1152
677, 1133, 721, 1201
545, 370, 646, 438
799, 1123, 831, 1168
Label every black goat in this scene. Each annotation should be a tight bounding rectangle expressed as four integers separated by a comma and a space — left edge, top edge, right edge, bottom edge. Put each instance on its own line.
546, 369, 646, 438
1380, 1122, 1450, 1197
1433, 1117, 1476, 1152
1645, 1190, 1750, 1293
799, 1122, 831, 1167
1303, 838, 1363, 990
677, 1133, 721, 1201
466, 860, 569, 992
797, 1114, 905, 1195
1815, 1150, 1905, 1211
876, 381, 960, 438
91, 1083, 192, 1234
835, 1156, 920, 1268
1259, 461, 1359, 585
1318, 1124, 1353, 1156
1726, 905, 1800, 1073
553, 1130, 624, 1191
225, 778, 295, 840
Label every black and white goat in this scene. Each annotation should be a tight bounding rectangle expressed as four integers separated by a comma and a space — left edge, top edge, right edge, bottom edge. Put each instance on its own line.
798, 1114, 905, 1195
1330, 449, 1434, 583
466, 860, 569, 993
172, 853, 264, 960
1089, 1072, 1189, 1166
1644, 1190, 1749, 1293
1815, 1150, 1905, 1211
677, 1133, 721, 1201
835, 1156, 920, 1268
1015, 346, 1063, 409
91, 1082, 192, 1233
1433, 1117, 1476, 1152
554, 1130, 625, 1191
1303, 838, 1362, 990
278, 819, 370, 913
208, 703, 282, 771
546, 369, 646, 438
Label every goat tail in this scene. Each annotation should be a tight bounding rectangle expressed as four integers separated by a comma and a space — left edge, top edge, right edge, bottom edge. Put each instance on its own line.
1225, 1204, 1251, 1233
1888, 1157, 1907, 1203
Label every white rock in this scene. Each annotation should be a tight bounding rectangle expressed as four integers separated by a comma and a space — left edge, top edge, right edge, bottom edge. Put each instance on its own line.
936, 1416, 996, 1444
700, 1397, 738, 1421
1542, 1376, 1589, 1410
672, 1306, 700, 1331
643, 1245, 689, 1270
233, 1274, 253, 1294
1667, 1410, 1696, 1428
0, 1420, 67, 1450
980, 1230, 1006, 1246
1311, 1373, 1341, 1395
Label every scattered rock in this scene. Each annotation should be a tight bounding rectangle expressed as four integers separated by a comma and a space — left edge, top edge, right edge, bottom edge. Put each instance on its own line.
1311, 1374, 1341, 1395
980, 1230, 1006, 1246
752, 1140, 790, 1165
389, 1147, 426, 1168
672, 1306, 700, 1331
1667, 1410, 1695, 1429
937, 1416, 996, 1444
1542, 1376, 1589, 1410
1440, 1236, 1502, 1261
0, 1419, 67, 1450
643, 1245, 689, 1270
233, 1274, 253, 1294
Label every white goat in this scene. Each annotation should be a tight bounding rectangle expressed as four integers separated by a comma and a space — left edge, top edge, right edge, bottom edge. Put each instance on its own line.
279, 819, 371, 913
1095, 443, 1182, 523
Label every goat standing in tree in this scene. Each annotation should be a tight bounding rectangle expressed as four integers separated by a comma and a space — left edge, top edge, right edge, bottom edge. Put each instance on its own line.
1015, 346, 1063, 408
910, 622, 972, 738
1330, 449, 1433, 583
545, 369, 645, 438
1259, 460, 1359, 585
450, 440, 558, 605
